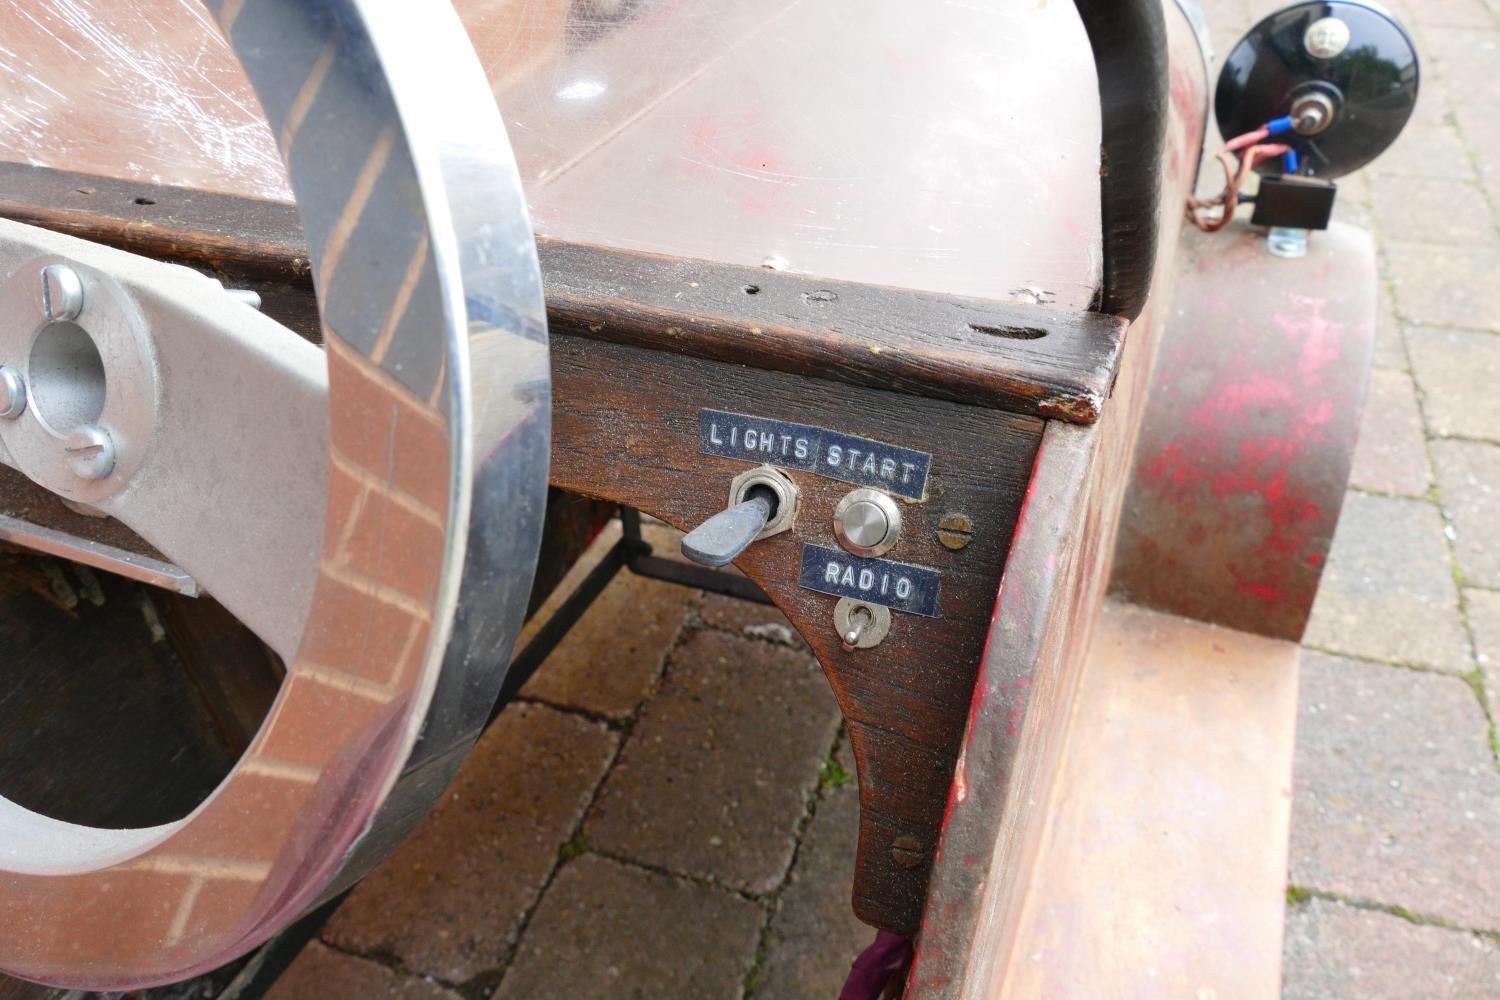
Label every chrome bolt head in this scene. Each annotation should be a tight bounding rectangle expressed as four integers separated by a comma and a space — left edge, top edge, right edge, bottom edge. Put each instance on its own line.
38, 263, 84, 322
1303, 16, 1350, 59
64, 425, 116, 481
0, 366, 25, 419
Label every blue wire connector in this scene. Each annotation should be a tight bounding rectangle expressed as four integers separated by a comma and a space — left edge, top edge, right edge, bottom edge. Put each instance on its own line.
1267, 115, 1296, 136
1284, 148, 1300, 173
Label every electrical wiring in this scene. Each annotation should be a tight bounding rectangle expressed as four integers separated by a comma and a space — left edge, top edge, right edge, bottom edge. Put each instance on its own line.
1186, 119, 1297, 232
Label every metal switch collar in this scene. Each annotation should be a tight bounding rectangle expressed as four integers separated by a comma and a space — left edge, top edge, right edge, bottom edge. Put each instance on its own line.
834, 488, 901, 558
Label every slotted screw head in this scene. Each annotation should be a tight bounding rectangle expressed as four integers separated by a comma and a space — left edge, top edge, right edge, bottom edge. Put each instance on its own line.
0, 366, 25, 419
38, 264, 84, 322
65, 425, 115, 481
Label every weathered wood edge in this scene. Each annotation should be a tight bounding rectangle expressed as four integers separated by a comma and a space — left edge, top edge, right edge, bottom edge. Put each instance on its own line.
0, 161, 1124, 424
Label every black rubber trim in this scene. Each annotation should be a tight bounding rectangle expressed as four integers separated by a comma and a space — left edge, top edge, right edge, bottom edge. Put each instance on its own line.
1074, 0, 1170, 320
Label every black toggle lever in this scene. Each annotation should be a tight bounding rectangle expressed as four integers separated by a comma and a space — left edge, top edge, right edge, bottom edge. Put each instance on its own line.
681, 485, 779, 567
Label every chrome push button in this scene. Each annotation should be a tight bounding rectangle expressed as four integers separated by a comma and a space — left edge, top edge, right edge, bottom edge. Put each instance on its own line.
833, 487, 901, 558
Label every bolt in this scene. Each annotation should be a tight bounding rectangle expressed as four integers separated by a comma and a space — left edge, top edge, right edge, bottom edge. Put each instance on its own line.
1290, 93, 1337, 136
1303, 16, 1350, 60
937, 513, 973, 551
65, 425, 116, 481
0, 366, 25, 419
39, 264, 84, 322
890, 835, 926, 870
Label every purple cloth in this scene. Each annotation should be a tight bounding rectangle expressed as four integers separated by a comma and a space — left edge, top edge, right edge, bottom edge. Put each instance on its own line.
839, 930, 912, 1000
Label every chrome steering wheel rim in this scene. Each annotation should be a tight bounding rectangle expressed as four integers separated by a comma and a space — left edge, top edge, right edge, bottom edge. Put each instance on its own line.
0, 0, 549, 988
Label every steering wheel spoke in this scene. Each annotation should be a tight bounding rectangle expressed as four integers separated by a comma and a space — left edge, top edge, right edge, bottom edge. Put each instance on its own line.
0, 0, 550, 988
0, 223, 328, 661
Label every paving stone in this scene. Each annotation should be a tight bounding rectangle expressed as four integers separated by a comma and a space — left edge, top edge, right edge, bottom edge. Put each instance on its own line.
1306, 493, 1470, 672
1406, 0, 1498, 29
1454, 88, 1500, 185
323, 703, 618, 983
699, 592, 803, 647
585, 629, 841, 894
1462, 586, 1500, 715
495, 854, 763, 1000
1384, 242, 1500, 332
1371, 124, 1477, 181
269, 942, 460, 1000
1330, 169, 1372, 230
1350, 370, 1432, 498
521, 555, 695, 720
1289, 652, 1500, 931
1431, 439, 1500, 587
1407, 326, 1500, 439
1372, 281, 1406, 371
1283, 898, 1500, 999
1371, 176, 1497, 245
755, 740, 871, 999
1425, 28, 1500, 105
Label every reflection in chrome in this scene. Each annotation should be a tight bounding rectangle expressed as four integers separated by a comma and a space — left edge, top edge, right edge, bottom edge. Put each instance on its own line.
0, 0, 549, 989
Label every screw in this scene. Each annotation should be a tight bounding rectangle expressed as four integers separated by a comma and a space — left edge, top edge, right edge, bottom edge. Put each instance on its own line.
0, 366, 25, 419
65, 425, 116, 481
937, 513, 973, 551
39, 264, 84, 322
890, 835, 925, 870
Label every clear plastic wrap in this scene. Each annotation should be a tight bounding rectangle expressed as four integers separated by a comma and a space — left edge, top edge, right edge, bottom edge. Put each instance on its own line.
0, 0, 1103, 304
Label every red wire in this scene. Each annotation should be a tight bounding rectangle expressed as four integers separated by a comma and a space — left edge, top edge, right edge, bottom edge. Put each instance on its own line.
1224, 127, 1271, 153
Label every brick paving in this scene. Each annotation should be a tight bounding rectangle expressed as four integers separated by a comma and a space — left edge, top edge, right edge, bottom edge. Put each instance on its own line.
274, 540, 858, 998
1216, 0, 1500, 995
273, 2, 1500, 997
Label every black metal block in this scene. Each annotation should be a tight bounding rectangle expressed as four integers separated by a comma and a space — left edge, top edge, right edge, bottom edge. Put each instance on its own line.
1251, 175, 1338, 231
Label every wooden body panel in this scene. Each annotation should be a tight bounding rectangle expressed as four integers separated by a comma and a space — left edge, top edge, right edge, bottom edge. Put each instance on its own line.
0, 161, 1079, 938
999, 600, 1298, 998
549, 335, 1040, 932
1110, 221, 1376, 640
911, 5, 1211, 991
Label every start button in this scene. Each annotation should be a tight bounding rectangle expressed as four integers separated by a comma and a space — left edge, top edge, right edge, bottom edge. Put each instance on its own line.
833, 488, 902, 558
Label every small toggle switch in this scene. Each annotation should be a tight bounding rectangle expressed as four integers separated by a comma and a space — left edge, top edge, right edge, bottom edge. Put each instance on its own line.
681, 486, 776, 567
833, 488, 902, 558
681, 465, 798, 567
835, 597, 891, 651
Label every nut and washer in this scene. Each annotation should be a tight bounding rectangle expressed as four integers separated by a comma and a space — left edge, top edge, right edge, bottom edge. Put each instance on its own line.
64, 425, 116, 481
1290, 92, 1337, 136
38, 264, 85, 322
728, 465, 799, 539
833, 488, 902, 558
0, 366, 25, 419
834, 597, 891, 651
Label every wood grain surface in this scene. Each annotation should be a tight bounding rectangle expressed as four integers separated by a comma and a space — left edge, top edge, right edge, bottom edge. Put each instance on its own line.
0, 161, 1124, 423
550, 335, 1041, 933
0, 159, 1060, 935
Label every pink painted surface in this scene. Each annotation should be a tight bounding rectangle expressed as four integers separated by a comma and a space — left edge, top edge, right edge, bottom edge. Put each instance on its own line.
999, 600, 1299, 999
1111, 221, 1377, 640
0, 0, 1103, 306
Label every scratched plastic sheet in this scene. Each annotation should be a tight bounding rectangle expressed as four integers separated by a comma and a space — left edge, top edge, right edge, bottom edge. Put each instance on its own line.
0, 0, 1103, 306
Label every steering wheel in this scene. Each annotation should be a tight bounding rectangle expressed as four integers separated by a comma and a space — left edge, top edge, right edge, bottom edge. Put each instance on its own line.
0, 0, 548, 988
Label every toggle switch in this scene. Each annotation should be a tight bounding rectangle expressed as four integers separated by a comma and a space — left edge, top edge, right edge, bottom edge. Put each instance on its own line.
681, 465, 798, 567
835, 597, 890, 651
681, 487, 776, 567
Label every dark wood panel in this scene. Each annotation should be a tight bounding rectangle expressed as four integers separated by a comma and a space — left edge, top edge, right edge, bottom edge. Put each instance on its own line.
539, 241, 1124, 423
549, 334, 1042, 934
0, 546, 239, 828
526, 489, 618, 618
0, 161, 1124, 423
